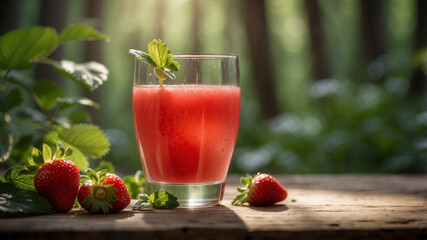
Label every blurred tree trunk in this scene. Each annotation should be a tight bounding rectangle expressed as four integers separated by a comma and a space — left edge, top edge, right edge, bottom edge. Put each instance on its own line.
360, 0, 386, 64
156, 0, 165, 39
34, 0, 68, 83
83, 0, 105, 125
0, 0, 19, 35
409, 0, 427, 95
245, 0, 280, 119
191, 0, 201, 52
304, 0, 331, 80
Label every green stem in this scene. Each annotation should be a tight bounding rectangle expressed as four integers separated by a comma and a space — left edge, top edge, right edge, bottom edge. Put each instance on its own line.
37, 58, 58, 66
0, 69, 11, 92
8, 78, 56, 131
154, 68, 167, 87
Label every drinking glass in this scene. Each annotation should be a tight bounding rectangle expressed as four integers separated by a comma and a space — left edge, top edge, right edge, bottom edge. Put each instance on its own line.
133, 54, 240, 207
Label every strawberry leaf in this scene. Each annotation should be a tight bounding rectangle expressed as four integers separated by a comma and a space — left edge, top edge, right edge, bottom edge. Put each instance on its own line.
54, 139, 66, 159
33, 80, 64, 111
56, 124, 110, 159
128, 49, 156, 67
4, 165, 27, 180
0, 27, 58, 70
43, 132, 88, 171
129, 39, 179, 87
232, 173, 254, 206
94, 161, 115, 173
0, 183, 52, 217
29, 147, 44, 165
132, 190, 179, 210
97, 169, 108, 183
57, 97, 100, 110
42, 144, 53, 161
86, 168, 99, 183
58, 24, 109, 44
149, 190, 179, 209
44, 59, 108, 92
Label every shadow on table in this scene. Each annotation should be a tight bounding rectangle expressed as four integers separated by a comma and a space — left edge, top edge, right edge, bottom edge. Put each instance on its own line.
247, 204, 289, 212
140, 205, 247, 238
68, 208, 136, 220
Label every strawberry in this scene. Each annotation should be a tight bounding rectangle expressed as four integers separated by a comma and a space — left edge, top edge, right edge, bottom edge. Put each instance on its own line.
78, 168, 131, 214
232, 173, 287, 206
30, 141, 80, 213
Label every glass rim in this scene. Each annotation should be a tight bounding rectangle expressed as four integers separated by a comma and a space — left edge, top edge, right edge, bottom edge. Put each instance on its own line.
169, 53, 238, 60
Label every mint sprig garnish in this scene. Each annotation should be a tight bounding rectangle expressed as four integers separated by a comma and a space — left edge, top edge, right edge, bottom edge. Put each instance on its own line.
129, 39, 180, 87
133, 190, 179, 210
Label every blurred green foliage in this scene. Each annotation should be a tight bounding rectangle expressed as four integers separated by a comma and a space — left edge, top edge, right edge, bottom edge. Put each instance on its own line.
9, 0, 427, 174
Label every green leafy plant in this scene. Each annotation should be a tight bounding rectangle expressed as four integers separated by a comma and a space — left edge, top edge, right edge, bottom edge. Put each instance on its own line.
0, 24, 110, 170
122, 170, 145, 199
129, 39, 180, 87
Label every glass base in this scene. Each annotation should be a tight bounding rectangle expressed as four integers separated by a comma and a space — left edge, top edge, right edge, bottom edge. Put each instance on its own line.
145, 181, 225, 208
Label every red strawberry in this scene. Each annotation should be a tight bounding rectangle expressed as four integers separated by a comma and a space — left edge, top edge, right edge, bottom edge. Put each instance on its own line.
78, 168, 131, 214
31, 141, 80, 213
232, 173, 287, 206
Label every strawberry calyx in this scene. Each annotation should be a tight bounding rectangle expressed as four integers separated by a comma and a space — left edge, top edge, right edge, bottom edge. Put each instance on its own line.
231, 173, 260, 206
28, 140, 73, 168
80, 168, 119, 214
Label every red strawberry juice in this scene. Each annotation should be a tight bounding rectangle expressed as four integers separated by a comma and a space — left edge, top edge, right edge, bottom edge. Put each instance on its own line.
133, 85, 240, 184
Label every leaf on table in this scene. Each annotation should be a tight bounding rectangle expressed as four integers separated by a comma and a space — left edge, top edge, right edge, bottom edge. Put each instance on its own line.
0, 27, 58, 70
57, 97, 100, 110
0, 183, 52, 217
50, 60, 108, 92
149, 190, 179, 209
58, 24, 109, 44
33, 80, 64, 111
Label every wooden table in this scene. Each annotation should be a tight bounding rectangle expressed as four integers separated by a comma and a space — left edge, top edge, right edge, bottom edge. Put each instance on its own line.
1, 175, 426, 239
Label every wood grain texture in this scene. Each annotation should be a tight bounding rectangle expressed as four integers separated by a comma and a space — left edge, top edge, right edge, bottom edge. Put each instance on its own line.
1, 175, 426, 240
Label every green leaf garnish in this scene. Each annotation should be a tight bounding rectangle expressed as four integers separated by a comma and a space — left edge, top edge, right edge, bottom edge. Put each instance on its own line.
129, 39, 180, 87
132, 190, 179, 210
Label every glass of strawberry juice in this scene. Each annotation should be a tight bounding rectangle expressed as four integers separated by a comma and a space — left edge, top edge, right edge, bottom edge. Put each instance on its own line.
133, 54, 240, 207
